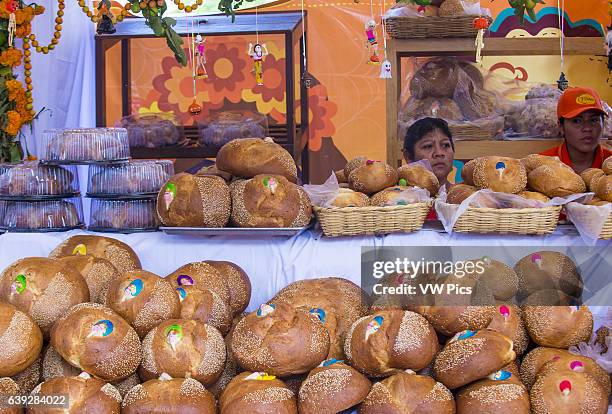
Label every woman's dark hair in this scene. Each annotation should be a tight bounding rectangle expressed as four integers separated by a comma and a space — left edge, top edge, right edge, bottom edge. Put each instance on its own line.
403, 117, 454, 158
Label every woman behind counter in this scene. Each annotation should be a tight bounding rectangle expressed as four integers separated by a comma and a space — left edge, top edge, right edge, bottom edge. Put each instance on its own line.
540, 86, 612, 174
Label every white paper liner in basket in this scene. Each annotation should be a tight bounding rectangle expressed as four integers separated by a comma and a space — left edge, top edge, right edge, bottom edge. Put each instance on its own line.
565, 201, 612, 245
435, 187, 589, 234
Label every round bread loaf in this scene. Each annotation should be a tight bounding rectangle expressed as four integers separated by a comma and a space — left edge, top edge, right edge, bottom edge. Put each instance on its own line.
0, 257, 90, 335
520, 154, 562, 173
344, 311, 439, 377
348, 160, 398, 195
157, 173, 231, 227
523, 306, 592, 348
456, 368, 530, 414
370, 186, 426, 206
397, 164, 440, 196
105, 270, 180, 338
520, 347, 574, 390
10, 356, 41, 394
167, 261, 230, 305
466, 257, 519, 301
594, 174, 612, 202
216, 137, 298, 183
530, 370, 608, 414
41, 346, 141, 397
219, 371, 297, 413
57, 255, 120, 304
486, 304, 528, 355
49, 235, 141, 273
433, 329, 516, 389
28, 372, 122, 414
602, 155, 612, 175
580, 168, 605, 191
0, 303, 43, 377
176, 285, 232, 335
514, 251, 583, 300
344, 156, 368, 179
271, 277, 368, 360
50, 303, 141, 382
473, 156, 527, 194
446, 183, 476, 204
208, 331, 238, 399
461, 159, 477, 186
528, 164, 586, 197
122, 374, 216, 414
520, 289, 576, 306
140, 319, 225, 386
414, 305, 496, 336
231, 302, 330, 377
298, 360, 371, 414
230, 174, 312, 227
516, 190, 550, 204
360, 370, 455, 414
536, 353, 611, 396
330, 188, 370, 207
0, 377, 22, 414
204, 260, 251, 317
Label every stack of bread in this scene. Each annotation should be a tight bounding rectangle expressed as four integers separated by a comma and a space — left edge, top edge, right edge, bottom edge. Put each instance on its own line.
399, 57, 504, 141
579, 155, 612, 205
0, 235, 610, 413
0, 162, 84, 232
157, 137, 312, 229
86, 160, 174, 233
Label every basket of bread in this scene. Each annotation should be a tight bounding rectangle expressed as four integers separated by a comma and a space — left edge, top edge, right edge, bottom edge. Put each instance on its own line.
565, 155, 612, 241
384, 0, 492, 39
305, 158, 435, 237
435, 154, 591, 235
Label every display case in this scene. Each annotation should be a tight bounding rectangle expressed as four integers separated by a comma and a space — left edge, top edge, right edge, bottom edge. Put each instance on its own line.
95, 11, 310, 182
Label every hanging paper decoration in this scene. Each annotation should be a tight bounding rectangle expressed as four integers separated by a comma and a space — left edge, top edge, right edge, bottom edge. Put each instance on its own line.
557, 0, 568, 90
194, 34, 208, 79
249, 42, 269, 86
5, 0, 17, 47
365, 19, 381, 65
379, 0, 391, 79
473, 16, 489, 65
187, 20, 202, 116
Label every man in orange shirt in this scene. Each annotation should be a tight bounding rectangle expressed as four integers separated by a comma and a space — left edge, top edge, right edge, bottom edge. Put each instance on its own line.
540, 86, 611, 173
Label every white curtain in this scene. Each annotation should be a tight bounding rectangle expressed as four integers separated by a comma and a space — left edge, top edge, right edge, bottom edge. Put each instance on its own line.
23, 0, 96, 157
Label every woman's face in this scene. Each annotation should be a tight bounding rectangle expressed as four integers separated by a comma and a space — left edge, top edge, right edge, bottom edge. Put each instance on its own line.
406, 129, 454, 183
561, 110, 603, 154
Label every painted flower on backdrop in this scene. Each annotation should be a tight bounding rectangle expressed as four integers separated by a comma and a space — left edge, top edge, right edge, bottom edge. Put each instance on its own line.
203, 41, 255, 105
152, 52, 225, 123
242, 51, 286, 116
295, 83, 338, 152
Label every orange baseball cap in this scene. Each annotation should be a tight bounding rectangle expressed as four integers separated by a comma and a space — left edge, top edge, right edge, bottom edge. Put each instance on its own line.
557, 86, 606, 119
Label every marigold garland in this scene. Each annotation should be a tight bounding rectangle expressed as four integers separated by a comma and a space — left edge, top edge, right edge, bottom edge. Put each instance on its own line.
0, 48, 23, 67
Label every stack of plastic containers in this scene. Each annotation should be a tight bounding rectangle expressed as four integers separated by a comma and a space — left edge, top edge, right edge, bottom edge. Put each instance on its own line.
0, 162, 84, 232
86, 160, 174, 232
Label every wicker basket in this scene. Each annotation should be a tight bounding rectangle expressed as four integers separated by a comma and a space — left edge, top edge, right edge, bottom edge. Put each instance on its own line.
449, 117, 504, 141
384, 16, 490, 39
451, 205, 562, 235
314, 202, 432, 237
598, 213, 612, 240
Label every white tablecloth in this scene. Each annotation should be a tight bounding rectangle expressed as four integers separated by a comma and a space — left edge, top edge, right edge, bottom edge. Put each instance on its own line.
0, 224, 610, 312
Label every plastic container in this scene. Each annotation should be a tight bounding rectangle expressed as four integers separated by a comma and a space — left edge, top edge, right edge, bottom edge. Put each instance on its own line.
87, 160, 174, 198
88, 198, 159, 232
0, 198, 84, 232
198, 110, 268, 148
117, 113, 183, 148
0, 162, 79, 199
40, 128, 131, 164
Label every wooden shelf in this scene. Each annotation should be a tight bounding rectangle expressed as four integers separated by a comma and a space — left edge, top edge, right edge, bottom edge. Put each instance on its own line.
386, 36, 604, 166
454, 139, 562, 160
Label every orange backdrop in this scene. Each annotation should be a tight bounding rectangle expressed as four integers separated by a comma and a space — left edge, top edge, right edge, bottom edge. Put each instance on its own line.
105, 1, 611, 182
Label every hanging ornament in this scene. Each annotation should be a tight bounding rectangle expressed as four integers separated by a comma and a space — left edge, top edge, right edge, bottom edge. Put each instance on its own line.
186, 19, 203, 116
365, 19, 381, 65
248, 42, 269, 86
557, 0, 568, 91
194, 34, 208, 79
299, 0, 313, 88
379, 0, 391, 78
380, 60, 392, 79
189, 100, 202, 115
557, 72, 569, 91
96, 0, 116, 35
5, 0, 17, 47
473, 16, 489, 65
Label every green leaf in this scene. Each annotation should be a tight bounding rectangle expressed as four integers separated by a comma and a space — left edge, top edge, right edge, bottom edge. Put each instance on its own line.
148, 15, 166, 37
9, 142, 22, 163
527, 7, 537, 21
165, 27, 187, 67
162, 16, 176, 27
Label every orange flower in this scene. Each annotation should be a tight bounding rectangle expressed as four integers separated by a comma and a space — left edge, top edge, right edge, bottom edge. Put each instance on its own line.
4, 111, 22, 136
0, 48, 23, 68
16, 23, 32, 38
